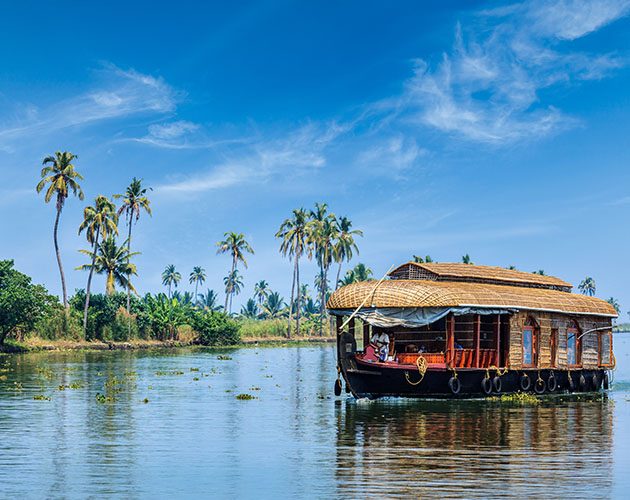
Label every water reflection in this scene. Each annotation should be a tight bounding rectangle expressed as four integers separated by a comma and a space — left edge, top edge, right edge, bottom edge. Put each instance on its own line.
335, 397, 614, 498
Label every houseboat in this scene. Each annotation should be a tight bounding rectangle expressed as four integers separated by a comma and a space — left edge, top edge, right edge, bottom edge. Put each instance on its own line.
327, 262, 617, 398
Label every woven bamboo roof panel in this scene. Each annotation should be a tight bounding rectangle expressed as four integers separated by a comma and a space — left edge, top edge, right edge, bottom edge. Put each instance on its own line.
388, 262, 572, 291
327, 279, 617, 317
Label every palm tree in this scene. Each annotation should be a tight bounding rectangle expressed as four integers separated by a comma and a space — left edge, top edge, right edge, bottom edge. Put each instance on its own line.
333, 216, 363, 290
162, 264, 181, 298
253, 280, 270, 305
262, 292, 286, 319
189, 266, 206, 304
607, 297, 621, 315
578, 277, 596, 296
216, 232, 254, 311
223, 269, 243, 313
339, 263, 374, 287
36, 151, 84, 308
241, 298, 259, 319
462, 254, 473, 264
532, 270, 546, 275
77, 236, 138, 295
198, 289, 222, 311
413, 255, 434, 263
77, 195, 118, 332
276, 208, 309, 338
114, 178, 152, 314
308, 203, 338, 335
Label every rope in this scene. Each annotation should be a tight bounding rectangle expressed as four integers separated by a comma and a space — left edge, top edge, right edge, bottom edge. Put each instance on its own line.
488, 365, 508, 377
405, 356, 428, 386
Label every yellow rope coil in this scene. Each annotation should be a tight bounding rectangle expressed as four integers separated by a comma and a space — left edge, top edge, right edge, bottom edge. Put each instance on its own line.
405, 356, 428, 386
488, 365, 508, 377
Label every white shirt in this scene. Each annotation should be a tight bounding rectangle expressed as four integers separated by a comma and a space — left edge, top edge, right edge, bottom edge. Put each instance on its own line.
370, 332, 390, 347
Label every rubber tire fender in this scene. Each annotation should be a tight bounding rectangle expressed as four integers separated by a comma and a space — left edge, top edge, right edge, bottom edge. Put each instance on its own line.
334, 379, 342, 396
519, 373, 531, 391
534, 378, 546, 394
448, 376, 461, 395
547, 373, 557, 392
492, 376, 502, 393
481, 377, 493, 395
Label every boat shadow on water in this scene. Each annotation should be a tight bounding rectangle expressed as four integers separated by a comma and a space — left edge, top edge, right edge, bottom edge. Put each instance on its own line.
333, 394, 615, 498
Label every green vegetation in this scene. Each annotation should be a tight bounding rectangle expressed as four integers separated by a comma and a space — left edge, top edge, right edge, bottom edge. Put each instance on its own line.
235, 393, 256, 400
487, 392, 540, 405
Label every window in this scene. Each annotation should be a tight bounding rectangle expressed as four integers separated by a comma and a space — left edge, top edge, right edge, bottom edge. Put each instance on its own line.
523, 328, 534, 366
567, 325, 580, 366
550, 328, 558, 368
522, 317, 538, 367
600, 331, 612, 365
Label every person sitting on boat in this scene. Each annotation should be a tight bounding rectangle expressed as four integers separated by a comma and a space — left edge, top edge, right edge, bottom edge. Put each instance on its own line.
370, 330, 390, 361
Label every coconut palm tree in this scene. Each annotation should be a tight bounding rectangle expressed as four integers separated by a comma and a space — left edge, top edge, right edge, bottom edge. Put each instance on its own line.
276, 208, 310, 338
36, 151, 84, 308
607, 297, 621, 315
198, 289, 222, 311
532, 270, 546, 275
240, 299, 259, 319
262, 292, 286, 319
578, 277, 596, 296
462, 254, 473, 264
253, 280, 270, 306
77, 195, 118, 332
339, 263, 374, 287
216, 232, 254, 311
308, 203, 338, 335
189, 266, 206, 304
77, 237, 138, 295
114, 178, 152, 314
223, 269, 243, 313
333, 216, 363, 290
413, 255, 434, 263
162, 264, 181, 298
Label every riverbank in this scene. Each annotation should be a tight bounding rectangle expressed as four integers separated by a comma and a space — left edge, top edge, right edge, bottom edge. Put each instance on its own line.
0, 335, 335, 353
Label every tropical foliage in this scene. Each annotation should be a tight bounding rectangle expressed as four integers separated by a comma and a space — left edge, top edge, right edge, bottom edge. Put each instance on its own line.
578, 277, 596, 296
216, 232, 254, 313
78, 237, 138, 296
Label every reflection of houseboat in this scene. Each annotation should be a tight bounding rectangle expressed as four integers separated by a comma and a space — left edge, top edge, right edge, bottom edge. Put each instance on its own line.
327, 262, 617, 398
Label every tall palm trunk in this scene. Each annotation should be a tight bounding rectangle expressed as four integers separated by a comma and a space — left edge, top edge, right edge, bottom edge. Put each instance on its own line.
194, 281, 199, 306
335, 261, 342, 290
295, 250, 301, 337
82, 227, 100, 334
225, 256, 236, 312
126, 217, 133, 312
287, 254, 296, 339
320, 262, 329, 337
168, 283, 172, 299
53, 201, 68, 308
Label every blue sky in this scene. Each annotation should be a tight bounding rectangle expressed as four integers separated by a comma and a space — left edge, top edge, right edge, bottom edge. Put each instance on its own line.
1, 0, 630, 314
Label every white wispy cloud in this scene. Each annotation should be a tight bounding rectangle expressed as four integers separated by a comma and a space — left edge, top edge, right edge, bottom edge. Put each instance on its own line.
155, 121, 351, 195
358, 135, 426, 174
379, 0, 630, 144
0, 64, 178, 151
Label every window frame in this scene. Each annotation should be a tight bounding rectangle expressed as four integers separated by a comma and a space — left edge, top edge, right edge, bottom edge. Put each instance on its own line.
567, 326, 581, 368
522, 326, 536, 368
598, 330, 613, 367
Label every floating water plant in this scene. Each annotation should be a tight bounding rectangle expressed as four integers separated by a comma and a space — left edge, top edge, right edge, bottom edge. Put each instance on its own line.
487, 392, 540, 405
217, 355, 232, 361
236, 393, 257, 400
249, 386, 261, 391
142, 398, 149, 404
190, 367, 200, 372
33, 394, 51, 401
193, 377, 200, 381
155, 370, 184, 376
95, 393, 116, 404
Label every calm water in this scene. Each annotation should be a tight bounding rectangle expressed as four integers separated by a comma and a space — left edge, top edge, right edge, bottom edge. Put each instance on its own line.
1, 336, 629, 499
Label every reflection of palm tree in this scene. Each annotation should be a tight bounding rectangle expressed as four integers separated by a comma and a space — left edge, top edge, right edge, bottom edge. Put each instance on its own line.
333, 216, 363, 290
162, 264, 181, 298
276, 208, 309, 338
578, 277, 596, 296
253, 280, 270, 305
189, 266, 206, 304
36, 151, 85, 308
114, 177, 152, 313
77, 237, 138, 295
216, 232, 254, 311
78, 195, 118, 332
223, 269, 243, 313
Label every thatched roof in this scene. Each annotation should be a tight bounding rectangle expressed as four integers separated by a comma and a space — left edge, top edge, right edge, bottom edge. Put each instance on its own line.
327, 279, 616, 317
388, 262, 572, 291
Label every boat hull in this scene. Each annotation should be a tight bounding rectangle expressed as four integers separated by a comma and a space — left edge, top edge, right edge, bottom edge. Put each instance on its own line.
342, 358, 609, 399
